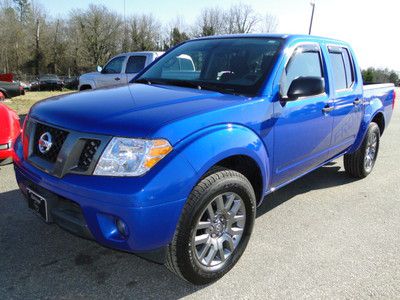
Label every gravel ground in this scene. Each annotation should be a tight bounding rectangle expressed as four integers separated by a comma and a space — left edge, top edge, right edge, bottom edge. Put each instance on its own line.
0, 95, 399, 299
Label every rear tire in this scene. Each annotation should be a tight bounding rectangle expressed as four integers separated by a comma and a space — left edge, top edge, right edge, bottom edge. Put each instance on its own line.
166, 168, 256, 285
344, 122, 380, 178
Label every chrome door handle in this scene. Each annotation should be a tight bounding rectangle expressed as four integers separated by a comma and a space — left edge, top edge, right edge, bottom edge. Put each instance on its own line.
322, 105, 334, 113
353, 98, 362, 105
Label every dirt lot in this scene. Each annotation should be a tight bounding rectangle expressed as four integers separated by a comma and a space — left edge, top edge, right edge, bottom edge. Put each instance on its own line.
0, 90, 399, 299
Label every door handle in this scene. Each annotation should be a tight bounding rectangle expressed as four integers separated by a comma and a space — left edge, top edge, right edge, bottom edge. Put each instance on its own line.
114, 77, 121, 81
322, 105, 334, 113
353, 98, 362, 105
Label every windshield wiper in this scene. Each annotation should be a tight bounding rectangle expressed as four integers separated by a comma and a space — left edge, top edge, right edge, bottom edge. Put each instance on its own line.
134, 78, 153, 85
197, 83, 238, 95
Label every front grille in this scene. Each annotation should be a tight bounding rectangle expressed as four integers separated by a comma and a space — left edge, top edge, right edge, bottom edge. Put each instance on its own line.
33, 123, 69, 162
78, 139, 101, 171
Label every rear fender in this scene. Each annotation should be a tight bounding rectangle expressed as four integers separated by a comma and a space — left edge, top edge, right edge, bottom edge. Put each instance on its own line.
348, 98, 384, 153
176, 124, 270, 198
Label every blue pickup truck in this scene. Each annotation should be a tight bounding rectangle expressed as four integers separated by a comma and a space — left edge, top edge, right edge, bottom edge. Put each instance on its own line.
14, 34, 395, 284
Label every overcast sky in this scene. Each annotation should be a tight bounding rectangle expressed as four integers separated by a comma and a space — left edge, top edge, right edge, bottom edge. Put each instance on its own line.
38, 0, 400, 71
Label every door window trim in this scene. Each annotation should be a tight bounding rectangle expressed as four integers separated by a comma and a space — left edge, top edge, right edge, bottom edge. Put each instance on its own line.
327, 44, 356, 93
102, 56, 127, 74
279, 42, 327, 100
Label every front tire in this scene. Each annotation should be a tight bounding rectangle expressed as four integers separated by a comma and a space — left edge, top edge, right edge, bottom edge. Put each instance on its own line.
344, 122, 380, 178
166, 168, 256, 285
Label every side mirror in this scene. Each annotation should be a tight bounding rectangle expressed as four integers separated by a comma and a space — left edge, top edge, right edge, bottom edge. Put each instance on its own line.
97, 65, 103, 73
286, 76, 325, 100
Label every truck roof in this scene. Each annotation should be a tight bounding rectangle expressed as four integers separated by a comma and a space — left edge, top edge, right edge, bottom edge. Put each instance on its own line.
194, 33, 349, 46
116, 51, 164, 57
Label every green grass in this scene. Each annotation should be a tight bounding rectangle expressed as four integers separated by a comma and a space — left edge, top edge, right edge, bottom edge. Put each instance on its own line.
4, 90, 74, 115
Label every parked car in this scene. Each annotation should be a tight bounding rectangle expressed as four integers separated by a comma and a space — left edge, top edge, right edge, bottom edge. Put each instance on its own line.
14, 34, 395, 284
0, 103, 20, 165
30, 74, 64, 91
0, 80, 24, 99
78, 51, 164, 91
19, 81, 31, 91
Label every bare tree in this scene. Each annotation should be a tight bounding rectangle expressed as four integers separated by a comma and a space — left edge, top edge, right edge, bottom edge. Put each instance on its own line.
260, 13, 279, 33
194, 7, 225, 37
128, 14, 162, 51
225, 3, 260, 34
0, 1, 279, 77
70, 4, 122, 66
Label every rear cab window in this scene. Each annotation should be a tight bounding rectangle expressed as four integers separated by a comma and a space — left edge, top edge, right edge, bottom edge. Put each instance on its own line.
280, 44, 325, 97
328, 46, 355, 91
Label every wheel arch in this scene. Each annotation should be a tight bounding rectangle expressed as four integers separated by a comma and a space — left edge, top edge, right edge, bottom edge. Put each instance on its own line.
0, 88, 8, 98
177, 124, 270, 205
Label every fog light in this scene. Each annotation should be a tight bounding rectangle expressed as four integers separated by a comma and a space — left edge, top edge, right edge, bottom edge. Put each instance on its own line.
0, 143, 9, 150
116, 218, 129, 238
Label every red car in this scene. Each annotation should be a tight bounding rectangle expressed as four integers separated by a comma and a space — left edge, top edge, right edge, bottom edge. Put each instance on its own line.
0, 103, 21, 165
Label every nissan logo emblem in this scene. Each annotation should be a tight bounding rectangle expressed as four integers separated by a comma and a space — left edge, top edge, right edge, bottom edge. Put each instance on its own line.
38, 132, 53, 154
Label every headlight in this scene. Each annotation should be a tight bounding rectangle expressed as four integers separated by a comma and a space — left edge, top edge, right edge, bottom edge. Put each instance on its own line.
94, 138, 172, 176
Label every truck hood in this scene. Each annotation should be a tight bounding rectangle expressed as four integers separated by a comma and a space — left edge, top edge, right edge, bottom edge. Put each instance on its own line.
79, 72, 99, 80
29, 84, 249, 141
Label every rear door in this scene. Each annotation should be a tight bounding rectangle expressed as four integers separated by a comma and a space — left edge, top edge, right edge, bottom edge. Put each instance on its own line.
95, 56, 127, 88
125, 55, 149, 83
327, 46, 363, 154
272, 43, 334, 187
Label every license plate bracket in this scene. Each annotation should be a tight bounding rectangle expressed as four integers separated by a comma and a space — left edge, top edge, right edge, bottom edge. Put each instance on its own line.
27, 187, 49, 222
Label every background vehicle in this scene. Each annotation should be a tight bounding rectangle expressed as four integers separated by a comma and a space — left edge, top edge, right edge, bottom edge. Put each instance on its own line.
0, 103, 20, 165
14, 35, 395, 285
78, 51, 164, 91
0, 81, 24, 99
30, 74, 64, 91
63, 76, 79, 90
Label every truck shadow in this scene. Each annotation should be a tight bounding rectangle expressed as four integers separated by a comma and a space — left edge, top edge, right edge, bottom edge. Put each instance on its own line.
256, 161, 358, 218
0, 161, 356, 298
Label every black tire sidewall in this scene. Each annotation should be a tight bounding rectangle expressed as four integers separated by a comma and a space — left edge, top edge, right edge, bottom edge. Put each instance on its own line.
361, 123, 380, 177
176, 173, 256, 284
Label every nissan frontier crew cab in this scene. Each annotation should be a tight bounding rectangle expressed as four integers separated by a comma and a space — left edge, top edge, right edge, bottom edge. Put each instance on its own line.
14, 34, 395, 285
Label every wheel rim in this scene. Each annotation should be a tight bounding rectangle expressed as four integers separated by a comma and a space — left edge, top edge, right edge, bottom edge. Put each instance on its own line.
191, 192, 246, 270
364, 132, 378, 172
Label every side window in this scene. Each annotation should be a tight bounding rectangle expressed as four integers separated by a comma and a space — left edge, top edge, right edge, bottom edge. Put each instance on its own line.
329, 52, 346, 90
126, 56, 147, 74
342, 49, 355, 88
102, 56, 125, 74
281, 47, 323, 96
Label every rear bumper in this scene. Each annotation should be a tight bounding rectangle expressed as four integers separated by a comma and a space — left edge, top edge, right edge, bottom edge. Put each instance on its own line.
13, 136, 198, 259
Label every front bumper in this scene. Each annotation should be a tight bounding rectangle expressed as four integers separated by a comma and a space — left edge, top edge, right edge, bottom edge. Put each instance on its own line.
13, 135, 198, 260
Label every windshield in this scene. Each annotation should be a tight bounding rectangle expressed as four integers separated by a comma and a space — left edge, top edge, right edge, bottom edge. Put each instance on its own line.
40, 75, 59, 80
135, 37, 282, 96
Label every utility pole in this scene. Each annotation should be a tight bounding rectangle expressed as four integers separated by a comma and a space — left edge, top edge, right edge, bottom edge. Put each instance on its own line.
308, 0, 315, 35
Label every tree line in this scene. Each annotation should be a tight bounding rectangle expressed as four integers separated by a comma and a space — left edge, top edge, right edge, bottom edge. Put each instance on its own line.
362, 68, 399, 86
0, 0, 278, 78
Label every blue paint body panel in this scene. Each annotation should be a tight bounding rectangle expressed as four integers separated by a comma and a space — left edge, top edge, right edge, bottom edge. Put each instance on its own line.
13, 34, 394, 253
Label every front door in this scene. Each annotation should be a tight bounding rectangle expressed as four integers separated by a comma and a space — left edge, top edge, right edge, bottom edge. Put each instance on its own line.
96, 56, 126, 88
272, 44, 334, 187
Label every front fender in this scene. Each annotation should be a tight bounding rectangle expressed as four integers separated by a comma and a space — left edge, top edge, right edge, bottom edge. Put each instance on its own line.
349, 98, 384, 153
176, 124, 270, 197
